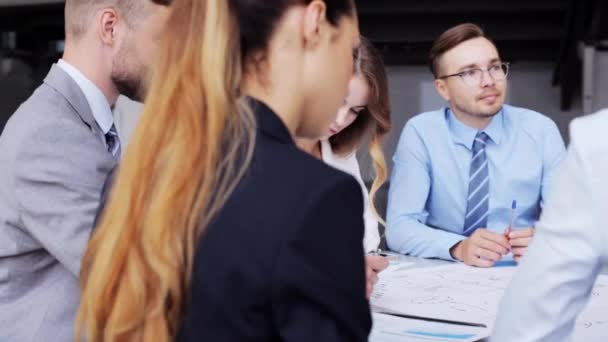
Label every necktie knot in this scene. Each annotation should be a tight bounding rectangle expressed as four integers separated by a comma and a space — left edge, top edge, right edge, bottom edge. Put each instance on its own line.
473, 131, 489, 151
105, 124, 121, 159
473, 131, 490, 153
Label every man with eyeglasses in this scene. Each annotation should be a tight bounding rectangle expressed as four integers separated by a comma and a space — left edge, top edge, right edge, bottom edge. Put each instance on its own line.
386, 23, 566, 267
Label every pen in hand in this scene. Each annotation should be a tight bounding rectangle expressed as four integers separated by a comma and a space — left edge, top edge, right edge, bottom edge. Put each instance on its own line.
504, 200, 517, 238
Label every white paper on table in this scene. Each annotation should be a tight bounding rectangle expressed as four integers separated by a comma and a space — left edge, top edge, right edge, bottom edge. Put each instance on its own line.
372, 263, 511, 326
371, 263, 608, 336
369, 312, 489, 342
382, 260, 415, 270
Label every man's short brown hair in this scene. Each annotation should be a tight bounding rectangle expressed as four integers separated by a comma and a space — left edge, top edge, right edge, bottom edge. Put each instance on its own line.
429, 23, 489, 79
64, 0, 151, 40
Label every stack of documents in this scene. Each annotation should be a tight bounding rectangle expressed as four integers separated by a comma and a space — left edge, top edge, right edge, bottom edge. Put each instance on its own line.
369, 263, 608, 341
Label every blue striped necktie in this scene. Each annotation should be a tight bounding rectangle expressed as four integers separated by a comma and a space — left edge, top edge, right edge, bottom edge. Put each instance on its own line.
463, 131, 490, 236
105, 124, 121, 159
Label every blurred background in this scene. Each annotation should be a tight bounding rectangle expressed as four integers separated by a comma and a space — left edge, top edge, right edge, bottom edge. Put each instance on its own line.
1, 0, 607, 219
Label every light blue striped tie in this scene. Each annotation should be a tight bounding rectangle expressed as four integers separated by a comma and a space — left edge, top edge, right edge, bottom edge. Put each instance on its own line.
105, 124, 121, 159
463, 131, 490, 236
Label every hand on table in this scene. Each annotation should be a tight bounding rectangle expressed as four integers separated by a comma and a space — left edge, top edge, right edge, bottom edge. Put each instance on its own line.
365, 255, 389, 298
450, 228, 510, 267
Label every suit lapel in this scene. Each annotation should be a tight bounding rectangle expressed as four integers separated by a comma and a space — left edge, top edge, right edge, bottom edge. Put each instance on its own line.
43, 64, 98, 130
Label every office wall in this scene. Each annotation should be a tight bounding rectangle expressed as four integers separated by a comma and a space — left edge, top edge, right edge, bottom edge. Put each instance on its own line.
592, 51, 608, 112
0, 59, 601, 182
0, 58, 36, 132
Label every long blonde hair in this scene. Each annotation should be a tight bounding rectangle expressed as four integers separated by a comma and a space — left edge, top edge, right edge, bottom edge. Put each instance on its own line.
329, 36, 391, 225
77, 1, 255, 340
76, 0, 355, 341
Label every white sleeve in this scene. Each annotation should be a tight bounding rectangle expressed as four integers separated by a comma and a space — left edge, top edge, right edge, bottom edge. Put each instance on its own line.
347, 154, 380, 253
321, 140, 381, 253
491, 117, 606, 342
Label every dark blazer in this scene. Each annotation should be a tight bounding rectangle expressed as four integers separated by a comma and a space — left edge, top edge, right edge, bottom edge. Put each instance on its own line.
96, 98, 371, 341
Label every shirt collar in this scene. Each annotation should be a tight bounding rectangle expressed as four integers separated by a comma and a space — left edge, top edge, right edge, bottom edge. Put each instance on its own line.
446, 107, 504, 150
57, 59, 114, 134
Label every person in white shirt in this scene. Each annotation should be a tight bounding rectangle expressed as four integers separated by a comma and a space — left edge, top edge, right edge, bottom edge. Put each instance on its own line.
297, 36, 391, 297
491, 108, 608, 341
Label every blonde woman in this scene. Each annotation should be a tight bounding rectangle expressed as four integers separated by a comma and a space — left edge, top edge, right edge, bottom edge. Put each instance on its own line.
78, 0, 370, 341
297, 36, 391, 297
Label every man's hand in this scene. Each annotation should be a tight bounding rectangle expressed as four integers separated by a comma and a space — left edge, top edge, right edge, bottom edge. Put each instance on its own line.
507, 227, 534, 262
365, 255, 389, 298
450, 229, 510, 267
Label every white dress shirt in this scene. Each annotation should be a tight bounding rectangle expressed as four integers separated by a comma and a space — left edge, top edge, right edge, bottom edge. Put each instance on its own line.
113, 95, 143, 150
491, 109, 608, 341
57, 60, 114, 139
321, 139, 381, 252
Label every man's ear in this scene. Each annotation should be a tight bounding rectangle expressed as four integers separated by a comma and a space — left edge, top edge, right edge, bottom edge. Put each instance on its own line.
435, 78, 451, 101
301, 0, 327, 50
98, 8, 119, 46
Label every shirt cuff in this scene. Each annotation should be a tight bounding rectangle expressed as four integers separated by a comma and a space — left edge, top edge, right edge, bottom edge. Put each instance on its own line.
438, 233, 467, 261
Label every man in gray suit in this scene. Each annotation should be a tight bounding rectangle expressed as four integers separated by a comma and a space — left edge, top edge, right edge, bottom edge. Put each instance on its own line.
0, 1, 170, 340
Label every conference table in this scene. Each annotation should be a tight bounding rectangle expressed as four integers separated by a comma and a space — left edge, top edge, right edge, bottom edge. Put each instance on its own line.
370, 254, 608, 342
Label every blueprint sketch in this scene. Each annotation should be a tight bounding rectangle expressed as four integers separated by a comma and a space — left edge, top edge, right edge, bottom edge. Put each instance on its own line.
371, 263, 608, 341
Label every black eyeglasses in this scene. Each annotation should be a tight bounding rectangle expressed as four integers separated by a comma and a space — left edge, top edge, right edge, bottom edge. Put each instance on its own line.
438, 62, 510, 87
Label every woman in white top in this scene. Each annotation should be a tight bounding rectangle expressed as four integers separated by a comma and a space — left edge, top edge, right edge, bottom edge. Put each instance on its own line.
298, 36, 391, 296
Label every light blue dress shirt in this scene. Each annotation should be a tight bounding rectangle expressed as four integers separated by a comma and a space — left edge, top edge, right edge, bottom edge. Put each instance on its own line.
386, 105, 566, 260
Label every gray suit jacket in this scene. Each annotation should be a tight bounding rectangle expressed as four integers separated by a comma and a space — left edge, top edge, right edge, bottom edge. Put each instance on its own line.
0, 65, 117, 341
